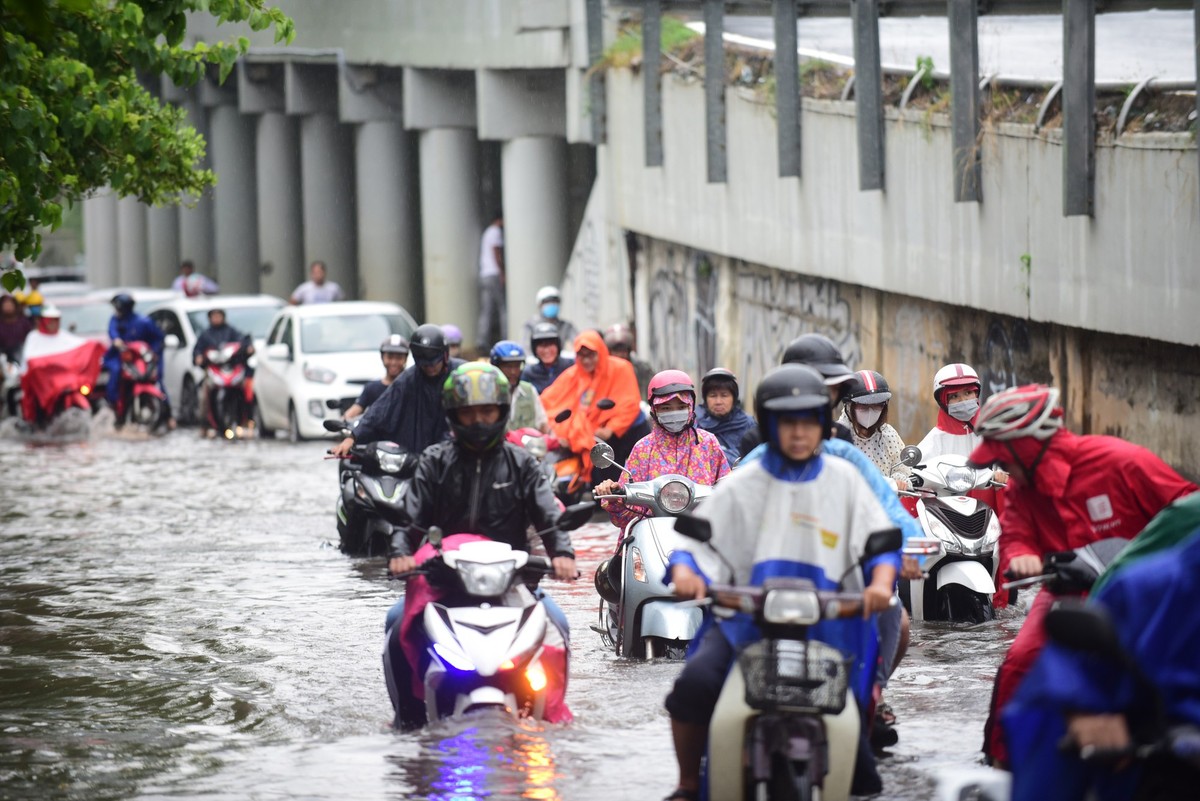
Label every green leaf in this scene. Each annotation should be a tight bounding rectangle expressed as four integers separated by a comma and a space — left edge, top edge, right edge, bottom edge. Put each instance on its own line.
2, 270, 27, 293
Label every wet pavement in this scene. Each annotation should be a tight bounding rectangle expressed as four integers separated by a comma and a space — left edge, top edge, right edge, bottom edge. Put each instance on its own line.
0, 422, 1021, 800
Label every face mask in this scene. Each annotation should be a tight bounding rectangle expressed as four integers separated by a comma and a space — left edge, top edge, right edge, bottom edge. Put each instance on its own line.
948, 398, 980, 422
541, 303, 560, 319
853, 406, 882, 429
656, 409, 691, 433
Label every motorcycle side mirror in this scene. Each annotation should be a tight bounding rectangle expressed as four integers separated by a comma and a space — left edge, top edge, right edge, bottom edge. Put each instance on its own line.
554, 408, 572, 424
861, 528, 903, 561
674, 513, 713, 544
558, 502, 595, 531
323, 419, 345, 433
1044, 602, 1126, 662
427, 526, 443, 550
590, 441, 616, 469
899, 446, 923, 467
596, 398, 616, 410
164, 334, 181, 349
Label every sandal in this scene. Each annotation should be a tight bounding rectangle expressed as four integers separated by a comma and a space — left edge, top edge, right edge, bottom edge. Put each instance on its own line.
664, 789, 700, 801
876, 701, 897, 726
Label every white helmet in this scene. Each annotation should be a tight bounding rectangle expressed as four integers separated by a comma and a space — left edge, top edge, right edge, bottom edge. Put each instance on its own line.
535, 285, 560, 305
40, 306, 62, 320
933, 363, 980, 407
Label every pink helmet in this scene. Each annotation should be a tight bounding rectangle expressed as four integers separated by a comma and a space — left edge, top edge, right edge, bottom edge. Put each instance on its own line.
647, 369, 695, 406
933, 363, 980, 406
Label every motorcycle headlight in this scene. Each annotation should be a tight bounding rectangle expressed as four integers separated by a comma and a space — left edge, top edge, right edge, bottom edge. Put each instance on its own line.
657, 480, 692, 514
377, 449, 406, 473
763, 589, 821, 625
523, 436, 547, 459
207, 349, 229, 365
945, 466, 976, 494
303, 364, 337, 384
455, 560, 515, 596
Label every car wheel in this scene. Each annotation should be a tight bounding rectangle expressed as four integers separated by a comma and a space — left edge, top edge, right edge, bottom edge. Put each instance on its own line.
180, 377, 199, 426
287, 402, 304, 443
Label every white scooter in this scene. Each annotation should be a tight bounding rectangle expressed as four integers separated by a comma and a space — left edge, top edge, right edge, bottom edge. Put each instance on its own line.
676, 515, 903, 801
589, 441, 712, 659
896, 445, 1003, 623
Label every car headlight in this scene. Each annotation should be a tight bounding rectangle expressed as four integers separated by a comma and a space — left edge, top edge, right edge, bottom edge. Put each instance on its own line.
303, 364, 337, 384
307, 399, 324, 418
377, 449, 406, 473
456, 560, 515, 596
763, 589, 822, 625
945, 466, 977, 494
657, 480, 692, 514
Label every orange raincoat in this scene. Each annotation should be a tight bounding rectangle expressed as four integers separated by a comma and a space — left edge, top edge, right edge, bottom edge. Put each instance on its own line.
539, 330, 642, 482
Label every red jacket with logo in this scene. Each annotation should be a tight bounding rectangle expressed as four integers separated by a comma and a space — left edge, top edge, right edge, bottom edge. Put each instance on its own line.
998, 430, 1197, 565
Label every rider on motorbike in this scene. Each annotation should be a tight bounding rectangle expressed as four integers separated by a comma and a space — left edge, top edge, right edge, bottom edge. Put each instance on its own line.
332, 324, 466, 458
344, 334, 409, 420
966, 384, 1197, 768
490, 340, 548, 432
694, 368, 756, 465
192, 307, 254, 433
520, 321, 574, 395
665, 364, 901, 801
594, 369, 729, 531
916, 362, 983, 460
440, 323, 463, 360
539, 329, 647, 487
838, 370, 911, 488
381, 362, 577, 727
0, 294, 32, 362
18, 307, 105, 426
105, 293, 167, 415
603, 323, 654, 399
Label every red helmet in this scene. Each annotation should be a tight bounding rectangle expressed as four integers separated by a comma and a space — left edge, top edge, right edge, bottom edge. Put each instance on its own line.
647, 369, 695, 405
974, 384, 1064, 442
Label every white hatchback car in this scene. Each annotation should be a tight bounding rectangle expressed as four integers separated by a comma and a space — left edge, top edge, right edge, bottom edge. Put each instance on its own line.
144, 294, 286, 425
254, 301, 418, 441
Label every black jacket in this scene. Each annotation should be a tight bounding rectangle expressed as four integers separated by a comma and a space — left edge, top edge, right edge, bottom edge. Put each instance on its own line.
352, 358, 465, 454
391, 440, 572, 559
193, 323, 250, 362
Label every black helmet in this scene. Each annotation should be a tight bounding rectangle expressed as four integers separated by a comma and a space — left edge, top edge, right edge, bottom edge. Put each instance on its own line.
701, 367, 739, 403
380, 334, 410, 355
111, 293, 135, 316
753, 364, 833, 447
844, 370, 892, 405
530, 321, 561, 350
409, 323, 447, 367
781, 334, 853, 382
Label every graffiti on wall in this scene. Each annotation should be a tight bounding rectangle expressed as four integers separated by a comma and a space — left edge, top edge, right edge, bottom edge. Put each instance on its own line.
979, 318, 1034, 403
734, 266, 863, 394
645, 244, 718, 379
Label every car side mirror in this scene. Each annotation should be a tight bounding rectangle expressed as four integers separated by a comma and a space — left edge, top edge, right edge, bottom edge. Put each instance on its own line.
554, 408, 572, 424
266, 342, 291, 361
1044, 602, 1126, 662
590, 441, 616, 469
674, 513, 713, 544
596, 398, 616, 410
862, 528, 903, 560
164, 334, 181, 349
899, 446, 922, 467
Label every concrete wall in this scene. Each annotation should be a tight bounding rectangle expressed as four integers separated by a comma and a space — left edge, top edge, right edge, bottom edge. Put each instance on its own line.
632, 235, 1200, 479
607, 70, 1200, 349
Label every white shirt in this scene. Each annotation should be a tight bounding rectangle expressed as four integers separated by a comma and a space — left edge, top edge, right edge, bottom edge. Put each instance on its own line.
291, 280, 344, 304
915, 427, 981, 462
479, 224, 503, 278
171, 273, 219, 296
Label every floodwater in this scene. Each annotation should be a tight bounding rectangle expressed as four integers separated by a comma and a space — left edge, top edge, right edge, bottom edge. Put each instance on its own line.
0, 422, 1022, 800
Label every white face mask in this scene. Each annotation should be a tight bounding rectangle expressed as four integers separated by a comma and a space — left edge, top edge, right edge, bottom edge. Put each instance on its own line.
853, 406, 882, 429
656, 409, 691, 433
948, 398, 980, 422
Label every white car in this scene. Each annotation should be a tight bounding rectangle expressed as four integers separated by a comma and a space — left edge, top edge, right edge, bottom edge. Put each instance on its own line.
254, 301, 418, 441
144, 294, 286, 425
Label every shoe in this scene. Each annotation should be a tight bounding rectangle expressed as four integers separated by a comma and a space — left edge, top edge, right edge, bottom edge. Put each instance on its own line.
664, 789, 699, 801
871, 719, 899, 751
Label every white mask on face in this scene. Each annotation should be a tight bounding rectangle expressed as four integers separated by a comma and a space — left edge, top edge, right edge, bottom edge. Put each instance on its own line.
656, 409, 691, 433
948, 398, 980, 422
853, 406, 883, 429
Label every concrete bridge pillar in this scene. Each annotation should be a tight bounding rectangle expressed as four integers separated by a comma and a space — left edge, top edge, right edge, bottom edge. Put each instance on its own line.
173, 94, 216, 277
206, 96, 261, 295
116, 196, 149, 287
146, 205, 180, 289
254, 112, 304, 299
83, 190, 119, 288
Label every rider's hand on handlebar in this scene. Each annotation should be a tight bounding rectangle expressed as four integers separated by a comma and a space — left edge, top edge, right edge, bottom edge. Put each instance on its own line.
1007, 554, 1044, 579
1067, 713, 1132, 756
113, 338, 125, 350
389, 555, 417, 576
862, 584, 894, 618
900, 555, 924, 580
670, 565, 707, 601
593, 479, 620, 498
331, 436, 355, 458
551, 556, 577, 581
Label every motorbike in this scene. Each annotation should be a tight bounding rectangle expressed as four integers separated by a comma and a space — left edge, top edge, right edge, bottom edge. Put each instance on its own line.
894, 445, 1003, 623
589, 440, 713, 659
19, 335, 105, 429
675, 515, 903, 801
544, 400, 616, 505
324, 419, 418, 557
998, 536, 1131, 597
392, 503, 594, 726
113, 341, 167, 430
202, 341, 252, 439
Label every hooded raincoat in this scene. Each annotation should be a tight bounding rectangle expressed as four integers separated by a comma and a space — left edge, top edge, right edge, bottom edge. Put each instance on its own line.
351, 357, 466, 454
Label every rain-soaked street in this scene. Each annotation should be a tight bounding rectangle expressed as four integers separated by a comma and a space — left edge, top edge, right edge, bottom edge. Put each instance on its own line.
0, 421, 1023, 800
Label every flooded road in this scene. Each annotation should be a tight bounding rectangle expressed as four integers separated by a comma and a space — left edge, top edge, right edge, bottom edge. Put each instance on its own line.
0, 426, 1019, 800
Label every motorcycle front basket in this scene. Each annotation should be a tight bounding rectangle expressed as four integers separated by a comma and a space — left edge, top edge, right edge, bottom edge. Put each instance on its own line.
737, 639, 850, 714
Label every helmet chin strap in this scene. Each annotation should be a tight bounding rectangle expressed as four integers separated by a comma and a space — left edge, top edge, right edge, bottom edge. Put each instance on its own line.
1003, 438, 1051, 486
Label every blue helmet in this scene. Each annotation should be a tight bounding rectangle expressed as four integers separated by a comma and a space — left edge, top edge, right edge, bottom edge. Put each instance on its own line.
490, 340, 526, 366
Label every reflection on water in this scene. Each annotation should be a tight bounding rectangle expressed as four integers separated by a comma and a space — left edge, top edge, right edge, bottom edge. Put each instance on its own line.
0, 431, 1019, 800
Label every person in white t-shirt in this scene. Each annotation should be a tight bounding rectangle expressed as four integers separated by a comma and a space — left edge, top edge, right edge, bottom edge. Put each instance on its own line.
290, 261, 344, 305
170, 259, 219, 296
476, 211, 505, 352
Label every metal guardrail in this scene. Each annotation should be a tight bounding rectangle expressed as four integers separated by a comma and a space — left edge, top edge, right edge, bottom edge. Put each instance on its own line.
598, 0, 1200, 218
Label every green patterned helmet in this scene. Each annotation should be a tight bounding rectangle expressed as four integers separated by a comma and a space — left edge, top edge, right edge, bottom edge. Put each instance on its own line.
442, 363, 511, 451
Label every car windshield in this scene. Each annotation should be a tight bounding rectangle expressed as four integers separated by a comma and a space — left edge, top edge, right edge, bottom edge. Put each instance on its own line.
59, 301, 115, 335
188, 304, 282, 340
299, 314, 414, 354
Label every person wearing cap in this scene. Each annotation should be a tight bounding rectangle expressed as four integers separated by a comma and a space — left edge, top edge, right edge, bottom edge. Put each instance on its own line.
967, 384, 1197, 768
476, 211, 506, 352
440, 324, 464, 360
521, 321, 575, 395
694, 367, 756, 465
838, 370, 911, 487
594, 369, 730, 532
193, 307, 254, 435
489, 340, 547, 432
344, 335, 410, 421
521, 286, 578, 355
331, 323, 466, 457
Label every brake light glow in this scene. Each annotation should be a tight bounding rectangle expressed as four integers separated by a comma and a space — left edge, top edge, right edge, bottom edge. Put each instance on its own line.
525, 661, 547, 692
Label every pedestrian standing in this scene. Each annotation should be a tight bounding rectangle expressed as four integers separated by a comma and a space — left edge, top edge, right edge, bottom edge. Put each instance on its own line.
476, 211, 505, 352
170, 259, 219, 296
290, 261, 344, 305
